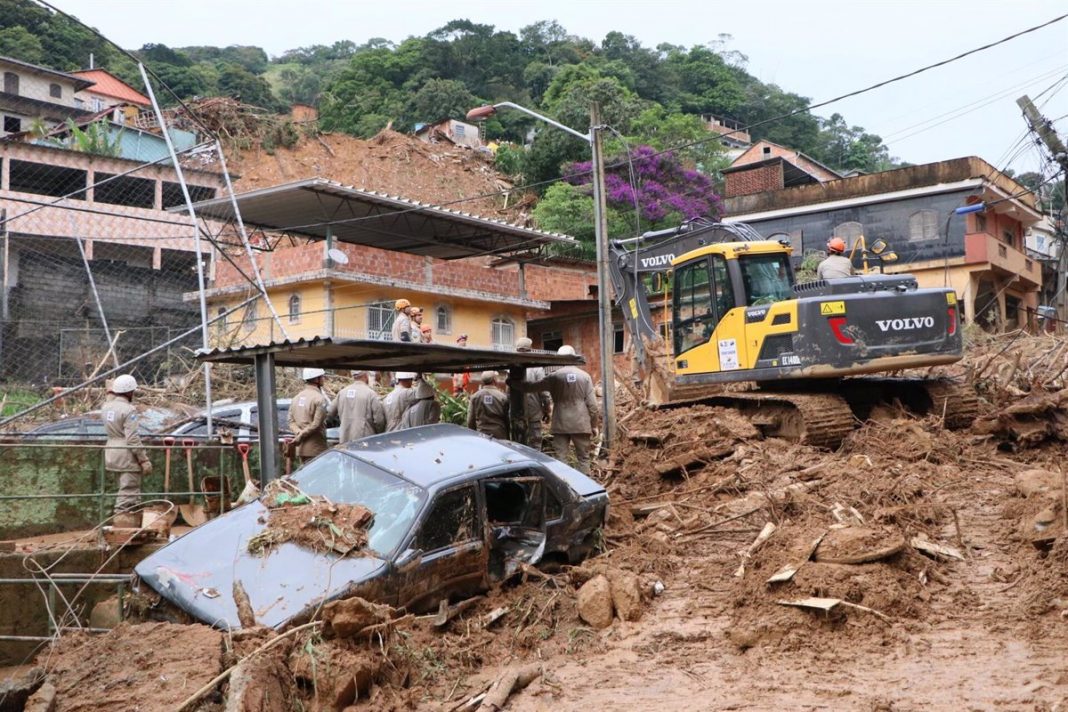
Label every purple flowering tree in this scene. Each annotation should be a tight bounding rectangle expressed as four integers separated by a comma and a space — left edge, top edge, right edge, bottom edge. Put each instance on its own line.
564, 145, 722, 232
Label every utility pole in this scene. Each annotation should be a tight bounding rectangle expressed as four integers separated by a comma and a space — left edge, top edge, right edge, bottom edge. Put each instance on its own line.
1017, 95, 1068, 324
589, 102, 616, 451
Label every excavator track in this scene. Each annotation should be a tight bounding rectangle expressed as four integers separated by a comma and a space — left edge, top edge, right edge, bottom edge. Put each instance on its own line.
655, 387, 856, 449
651, 377, 977, 449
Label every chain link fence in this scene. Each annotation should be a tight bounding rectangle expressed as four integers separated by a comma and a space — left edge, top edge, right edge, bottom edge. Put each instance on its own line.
0, 54, 279, 425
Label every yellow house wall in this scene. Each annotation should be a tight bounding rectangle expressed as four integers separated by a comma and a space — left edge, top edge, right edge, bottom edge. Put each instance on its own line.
209, 281, 531, 349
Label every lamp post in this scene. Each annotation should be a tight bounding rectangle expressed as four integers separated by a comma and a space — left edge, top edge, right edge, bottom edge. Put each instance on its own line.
467, 101, 616, 452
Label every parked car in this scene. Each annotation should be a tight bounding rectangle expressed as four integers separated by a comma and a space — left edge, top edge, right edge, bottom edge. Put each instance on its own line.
168, 399, 339, 442
134, 423, 608, 629
22, 406, 179, 441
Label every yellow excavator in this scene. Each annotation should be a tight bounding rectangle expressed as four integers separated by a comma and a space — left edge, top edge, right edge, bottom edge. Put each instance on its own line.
609, 220, 976, 448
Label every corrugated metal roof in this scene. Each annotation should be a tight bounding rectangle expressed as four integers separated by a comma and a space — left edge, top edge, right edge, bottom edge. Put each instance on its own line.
196, 336, 583, 373
182, 178, 576, 259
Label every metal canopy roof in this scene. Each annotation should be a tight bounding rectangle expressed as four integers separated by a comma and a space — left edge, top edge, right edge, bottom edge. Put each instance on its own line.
185, 178, 576, 259
197, 337, 584, 373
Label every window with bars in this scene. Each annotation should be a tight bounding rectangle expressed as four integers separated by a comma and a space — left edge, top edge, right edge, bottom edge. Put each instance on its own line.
49, 83, 61, 99
368, 301, 394, 340
288, 294, 301, 324
242, 301, 258, 331
491, 316, 514, 349
436, 304, 451, 334
908, 210, 939, 241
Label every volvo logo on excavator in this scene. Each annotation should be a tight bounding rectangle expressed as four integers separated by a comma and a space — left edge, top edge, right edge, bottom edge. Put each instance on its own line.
640, 254, 675, 268
876, 316, 935, 332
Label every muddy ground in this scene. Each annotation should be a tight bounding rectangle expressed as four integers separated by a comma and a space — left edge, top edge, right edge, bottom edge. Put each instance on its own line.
11, 332, 1068, 711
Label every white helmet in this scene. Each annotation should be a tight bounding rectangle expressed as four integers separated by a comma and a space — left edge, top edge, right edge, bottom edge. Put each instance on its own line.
111, 374, 138, 394
302, 367, 326, 381
396, 371, 417, 380
557, 345, 576, 356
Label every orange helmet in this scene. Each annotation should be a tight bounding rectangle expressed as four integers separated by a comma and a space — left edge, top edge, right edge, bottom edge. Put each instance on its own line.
394, 298, 411, 311
827, 237, 847, 254
420, 324, 431, 333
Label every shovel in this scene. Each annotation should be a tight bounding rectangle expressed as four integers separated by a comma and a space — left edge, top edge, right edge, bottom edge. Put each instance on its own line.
234, 442, 260, 506
178, 438, 208, 526
144, 437, 179, 533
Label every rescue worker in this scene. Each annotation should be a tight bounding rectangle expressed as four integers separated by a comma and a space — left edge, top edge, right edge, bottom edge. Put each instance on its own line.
515, 337, 551, 448
816, 237, 855, 280
420, 324, 433, 343
384, 372, 417, 431
288, 368, 331, 463
331, 370, 386, 443
400, 375, 442, 428
512, 345, 599, 473
103, 374, 151, 528
391, 299, 415, 342
467, 371, 510, 439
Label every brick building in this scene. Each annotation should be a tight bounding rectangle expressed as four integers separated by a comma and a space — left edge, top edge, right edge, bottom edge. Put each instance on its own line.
723, 155, 1043, 329
722, 140, 841, 198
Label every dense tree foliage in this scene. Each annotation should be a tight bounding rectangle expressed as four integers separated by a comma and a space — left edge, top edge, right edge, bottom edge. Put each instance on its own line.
2, 0, 900, 193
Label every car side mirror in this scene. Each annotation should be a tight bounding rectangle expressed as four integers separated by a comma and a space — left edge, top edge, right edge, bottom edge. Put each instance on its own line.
395, 548, 423, 571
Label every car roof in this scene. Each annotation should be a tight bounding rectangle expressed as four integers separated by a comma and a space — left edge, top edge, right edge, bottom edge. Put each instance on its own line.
341, 423, 538, 489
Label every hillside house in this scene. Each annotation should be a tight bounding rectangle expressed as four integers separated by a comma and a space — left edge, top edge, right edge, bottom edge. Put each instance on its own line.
414, 119, 483, 150
0, 55, 94, 138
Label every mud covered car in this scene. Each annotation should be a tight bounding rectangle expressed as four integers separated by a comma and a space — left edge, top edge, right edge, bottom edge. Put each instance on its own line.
134, 423, 608, 629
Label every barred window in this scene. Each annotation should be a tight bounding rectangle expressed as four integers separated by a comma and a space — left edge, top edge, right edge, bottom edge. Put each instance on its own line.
436, 304, 451, 334
908, 210, 939, 241
288, 294, 301, 324
368, 301, 394, 340
491, 316, 514, 349
49, 83, 62, 99
242, 301, 258, 331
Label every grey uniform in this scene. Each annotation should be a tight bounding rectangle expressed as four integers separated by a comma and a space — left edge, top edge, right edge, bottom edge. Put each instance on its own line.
400, 380, 441, 429
816, 254, 855, 280
383, 384, 417, 431
517, 365, 599, 473
288, 385, 330, 460
102, 397, 150, 513
391, 313, 414, 342
332, 381, 386, 443
521, 366, 551, 448
467, 385, 510, 439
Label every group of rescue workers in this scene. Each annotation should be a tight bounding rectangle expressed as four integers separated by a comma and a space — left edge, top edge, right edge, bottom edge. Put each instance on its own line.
101, 320, 599, 526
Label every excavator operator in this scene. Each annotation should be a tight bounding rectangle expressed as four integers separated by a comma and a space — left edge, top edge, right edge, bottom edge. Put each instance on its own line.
816, 237, 855, 281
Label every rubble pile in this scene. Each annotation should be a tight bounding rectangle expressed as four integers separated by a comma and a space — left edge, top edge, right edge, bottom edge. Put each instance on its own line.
248, 480, 374, 557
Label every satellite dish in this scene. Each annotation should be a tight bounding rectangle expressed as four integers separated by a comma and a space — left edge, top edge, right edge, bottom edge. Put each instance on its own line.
327, 248, 349, 265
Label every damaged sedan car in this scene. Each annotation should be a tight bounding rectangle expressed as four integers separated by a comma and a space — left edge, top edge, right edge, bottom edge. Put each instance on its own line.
134, 423, 608, 629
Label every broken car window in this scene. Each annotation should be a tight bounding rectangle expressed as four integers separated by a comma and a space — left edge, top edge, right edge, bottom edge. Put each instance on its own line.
415, 485, 480, 552
290, 451, 426, 557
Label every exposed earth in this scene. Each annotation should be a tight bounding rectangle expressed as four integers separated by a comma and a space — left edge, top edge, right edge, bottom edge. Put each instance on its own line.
7, 331, 1068, 711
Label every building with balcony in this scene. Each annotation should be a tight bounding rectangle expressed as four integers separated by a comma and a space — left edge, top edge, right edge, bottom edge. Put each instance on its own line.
722, 156, 1043, 330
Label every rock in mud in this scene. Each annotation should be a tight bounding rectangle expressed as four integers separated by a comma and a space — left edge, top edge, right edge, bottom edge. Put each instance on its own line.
323, 596, 393, 638
1015, 468, 1059, 498
225, 652, 291, 712
577, 574, 614, 629
608, 570, 643, 622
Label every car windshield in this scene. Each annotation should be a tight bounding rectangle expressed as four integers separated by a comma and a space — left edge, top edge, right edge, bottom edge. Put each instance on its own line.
739, 253, 794, 305
289, 451, 426, 558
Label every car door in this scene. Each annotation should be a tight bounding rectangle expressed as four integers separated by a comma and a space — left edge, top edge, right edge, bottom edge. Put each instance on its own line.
395, 483, 486, 612
482, 470, 547, 581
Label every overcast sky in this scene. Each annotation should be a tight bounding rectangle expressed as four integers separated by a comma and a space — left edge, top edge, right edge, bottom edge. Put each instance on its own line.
55, 0, 1068, 177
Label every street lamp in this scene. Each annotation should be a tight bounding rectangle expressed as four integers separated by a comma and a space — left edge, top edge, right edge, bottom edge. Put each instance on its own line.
467, 101, 616, 452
